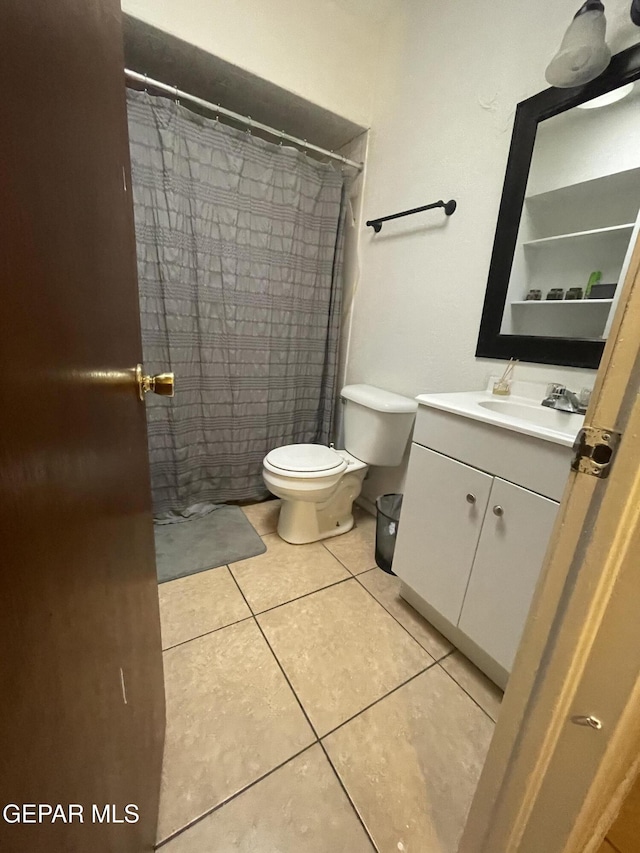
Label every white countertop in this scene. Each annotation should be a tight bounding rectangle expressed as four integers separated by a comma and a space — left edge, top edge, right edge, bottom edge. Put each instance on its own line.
415, 381, 585, 448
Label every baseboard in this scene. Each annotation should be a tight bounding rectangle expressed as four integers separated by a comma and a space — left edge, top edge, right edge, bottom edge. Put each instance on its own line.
399, 582, 509, 690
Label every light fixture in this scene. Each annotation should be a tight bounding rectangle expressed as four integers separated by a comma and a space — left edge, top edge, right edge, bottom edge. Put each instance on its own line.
545, 1, 611, 89
577, 81, 634, 108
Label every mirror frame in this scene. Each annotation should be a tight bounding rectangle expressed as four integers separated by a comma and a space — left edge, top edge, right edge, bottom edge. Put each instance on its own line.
476, 43, 640, 369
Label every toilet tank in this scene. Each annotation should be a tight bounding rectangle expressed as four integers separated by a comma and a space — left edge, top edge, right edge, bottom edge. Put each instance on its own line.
341, 384, 418, 466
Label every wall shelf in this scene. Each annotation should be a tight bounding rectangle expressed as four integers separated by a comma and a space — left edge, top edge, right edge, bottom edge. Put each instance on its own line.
522, 224, 634, 250
525, 167, 640, 207
511, 299, 614, 307
510, 298, 613, 339
495, 97, 640, 346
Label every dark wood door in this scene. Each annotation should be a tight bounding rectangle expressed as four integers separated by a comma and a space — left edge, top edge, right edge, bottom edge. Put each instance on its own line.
0, 2, 165, 851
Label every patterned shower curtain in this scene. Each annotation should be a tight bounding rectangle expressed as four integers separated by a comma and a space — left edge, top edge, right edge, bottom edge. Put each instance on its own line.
126, 90, 347, 516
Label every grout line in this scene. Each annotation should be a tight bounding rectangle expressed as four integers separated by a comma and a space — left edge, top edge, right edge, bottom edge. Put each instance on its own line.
320, 660, 438, 741
436, 659, 500, 724
154, 743, 317, 850
228, 571, 321, 740
228, 558, 434, 748
318, 554, 498, 725
319, 540, 377, 579
255, 616, 320, 739
438, 648, 456, 663
250, 575, 353, 617
318, 740, 380, 853
319, 539, 375, 577
232, 559, 451, 743
230, 539, 451, 737
161, 614, 254, 652
257, 530, 279, 541
226, 566, 250, 612
350, 568, 452, 663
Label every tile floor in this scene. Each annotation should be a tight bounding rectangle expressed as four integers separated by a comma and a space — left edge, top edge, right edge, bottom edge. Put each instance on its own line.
155, 500, 502, 852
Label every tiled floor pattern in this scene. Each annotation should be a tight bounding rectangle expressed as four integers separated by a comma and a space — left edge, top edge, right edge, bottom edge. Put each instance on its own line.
156, 500, 502, 852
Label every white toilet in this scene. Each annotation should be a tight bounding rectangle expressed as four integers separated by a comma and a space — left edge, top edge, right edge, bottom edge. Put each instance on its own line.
262, 384, 418, 544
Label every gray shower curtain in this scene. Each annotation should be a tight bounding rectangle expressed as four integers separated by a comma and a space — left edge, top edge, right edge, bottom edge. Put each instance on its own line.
126, 90, 347, 515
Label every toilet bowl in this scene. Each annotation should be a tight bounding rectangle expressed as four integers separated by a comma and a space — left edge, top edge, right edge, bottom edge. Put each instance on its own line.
263, 445, 368, 544
262, 384, 418, 545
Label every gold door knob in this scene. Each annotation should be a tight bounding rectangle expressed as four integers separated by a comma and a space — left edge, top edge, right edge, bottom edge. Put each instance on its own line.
136, 364, 175, 400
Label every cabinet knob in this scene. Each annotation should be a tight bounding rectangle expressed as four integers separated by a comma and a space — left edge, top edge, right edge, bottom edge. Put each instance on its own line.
466, 493, 476, 504
493, 505, 504, 517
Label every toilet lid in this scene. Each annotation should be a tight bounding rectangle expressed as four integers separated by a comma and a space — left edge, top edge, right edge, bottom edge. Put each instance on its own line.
266, 444, 345, 473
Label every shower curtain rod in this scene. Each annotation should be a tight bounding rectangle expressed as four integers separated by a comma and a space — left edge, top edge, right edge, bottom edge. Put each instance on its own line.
125, 69, 363, 171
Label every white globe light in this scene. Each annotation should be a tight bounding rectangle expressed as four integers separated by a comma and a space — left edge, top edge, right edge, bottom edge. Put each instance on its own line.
545, 2, 611, 89
577, 82, 635, 108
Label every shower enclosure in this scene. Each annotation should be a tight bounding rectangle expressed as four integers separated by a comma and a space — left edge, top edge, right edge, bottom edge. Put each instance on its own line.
126, 88, 355, 519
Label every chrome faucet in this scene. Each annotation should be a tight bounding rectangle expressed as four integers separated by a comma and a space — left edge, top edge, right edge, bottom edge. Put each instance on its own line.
541, 384, 588, 415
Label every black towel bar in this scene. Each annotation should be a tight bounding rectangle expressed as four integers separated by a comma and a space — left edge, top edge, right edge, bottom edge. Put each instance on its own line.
366, 199, 457, 232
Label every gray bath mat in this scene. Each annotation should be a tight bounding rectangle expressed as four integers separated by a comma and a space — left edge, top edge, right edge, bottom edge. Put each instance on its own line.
154, 505, 266, 583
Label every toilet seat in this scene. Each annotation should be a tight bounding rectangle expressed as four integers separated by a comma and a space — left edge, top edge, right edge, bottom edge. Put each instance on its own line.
262, 384, 416, 544
264, 444, 348, 479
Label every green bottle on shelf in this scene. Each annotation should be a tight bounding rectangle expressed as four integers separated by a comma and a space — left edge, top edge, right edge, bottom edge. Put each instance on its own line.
585, 270, 602, 299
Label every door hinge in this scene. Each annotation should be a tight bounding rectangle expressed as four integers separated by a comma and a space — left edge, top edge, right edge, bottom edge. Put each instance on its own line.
571, 426, 621, 479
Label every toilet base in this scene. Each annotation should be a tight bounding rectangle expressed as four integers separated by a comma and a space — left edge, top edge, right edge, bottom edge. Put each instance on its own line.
274, 468, 366, 545
277, 501, 355, 545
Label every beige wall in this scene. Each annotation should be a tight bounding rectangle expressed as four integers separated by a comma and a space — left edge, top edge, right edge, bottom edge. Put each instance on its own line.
121, 0, 393, 126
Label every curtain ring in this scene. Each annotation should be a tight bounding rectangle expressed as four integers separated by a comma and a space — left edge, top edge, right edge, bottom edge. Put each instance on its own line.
279, 130, 284, 146
246, 116, 252, 135
143, 72, 148, 93
215, 105, 220, 123
174, 83, 179, 106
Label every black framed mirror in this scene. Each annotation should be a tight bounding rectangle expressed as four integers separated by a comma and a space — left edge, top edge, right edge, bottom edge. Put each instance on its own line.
476, 43, 640, 369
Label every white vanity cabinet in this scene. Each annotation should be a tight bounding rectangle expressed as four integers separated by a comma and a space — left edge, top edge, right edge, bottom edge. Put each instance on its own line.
393, 445, 493, 625
457, 477, 558, 672
393, 398, 572, 688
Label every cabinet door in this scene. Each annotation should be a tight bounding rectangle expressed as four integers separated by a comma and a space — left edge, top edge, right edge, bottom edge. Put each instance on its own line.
393, 445, 493, 624
458, 478, 559, 672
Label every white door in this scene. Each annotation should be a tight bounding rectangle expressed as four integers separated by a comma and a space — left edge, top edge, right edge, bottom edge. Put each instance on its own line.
458, 478, 559, 671
393, 445, 493, 624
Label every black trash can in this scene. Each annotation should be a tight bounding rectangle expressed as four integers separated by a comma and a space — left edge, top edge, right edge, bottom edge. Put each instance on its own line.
375, 494, 403, 575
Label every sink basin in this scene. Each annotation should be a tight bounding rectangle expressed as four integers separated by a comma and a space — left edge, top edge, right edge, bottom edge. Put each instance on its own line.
415, 386, 585, 447
478, 399, 583, 431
